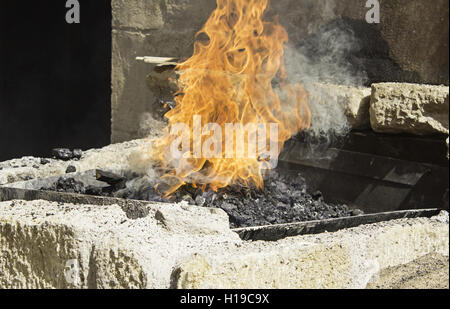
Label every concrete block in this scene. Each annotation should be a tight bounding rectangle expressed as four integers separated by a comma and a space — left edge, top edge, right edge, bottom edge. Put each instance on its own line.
0, 200, 240, 289
1, 198, 446, 289
173, 212, 449, 289
370, 83, 449, 135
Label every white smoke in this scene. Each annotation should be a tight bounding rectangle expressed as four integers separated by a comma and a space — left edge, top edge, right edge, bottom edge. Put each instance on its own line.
284, 21, 368, 141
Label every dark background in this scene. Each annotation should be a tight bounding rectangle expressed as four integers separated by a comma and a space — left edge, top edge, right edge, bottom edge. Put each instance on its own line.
0, 0, 111, 161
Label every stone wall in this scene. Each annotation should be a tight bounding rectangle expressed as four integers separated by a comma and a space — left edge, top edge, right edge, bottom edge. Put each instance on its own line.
1, 198, 448, 288
111, 0, 449, 143
112, 0, 217, 143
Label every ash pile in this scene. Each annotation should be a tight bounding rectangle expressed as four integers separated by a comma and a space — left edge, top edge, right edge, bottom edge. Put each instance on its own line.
43, 169, 360, 229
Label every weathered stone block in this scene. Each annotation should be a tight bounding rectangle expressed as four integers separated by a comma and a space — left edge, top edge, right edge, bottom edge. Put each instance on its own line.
0, 200, 239, 289
0, 199, 447, 289
172, 212, 449, 289
370, 83, 449, 135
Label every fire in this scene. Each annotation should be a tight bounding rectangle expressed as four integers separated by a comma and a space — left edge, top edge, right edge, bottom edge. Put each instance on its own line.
151, 0, 310, 196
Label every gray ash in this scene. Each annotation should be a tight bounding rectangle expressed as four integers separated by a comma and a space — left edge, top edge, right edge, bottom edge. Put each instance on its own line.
42, 170, 360, 229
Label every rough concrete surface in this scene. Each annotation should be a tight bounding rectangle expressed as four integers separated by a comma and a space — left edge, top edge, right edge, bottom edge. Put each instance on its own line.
173, 211, 449, 289
0, 198, 447, 289
111, 0, 449, 143
367, 254, 449, 289
0, 200, 240, 289
370, 83, 449, 136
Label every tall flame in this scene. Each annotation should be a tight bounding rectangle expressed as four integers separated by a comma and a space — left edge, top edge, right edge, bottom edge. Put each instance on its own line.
152, 0, 310, 195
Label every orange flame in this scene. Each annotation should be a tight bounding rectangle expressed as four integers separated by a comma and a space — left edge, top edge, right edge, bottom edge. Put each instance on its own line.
152, 0, 310, 196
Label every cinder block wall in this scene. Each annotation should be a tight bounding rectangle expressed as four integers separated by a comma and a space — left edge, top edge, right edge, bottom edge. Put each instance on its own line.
111, 0, 449, 143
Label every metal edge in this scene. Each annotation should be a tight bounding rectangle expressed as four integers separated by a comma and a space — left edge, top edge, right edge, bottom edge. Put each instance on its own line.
232, 208, 442, 241
0, 186, 154, 219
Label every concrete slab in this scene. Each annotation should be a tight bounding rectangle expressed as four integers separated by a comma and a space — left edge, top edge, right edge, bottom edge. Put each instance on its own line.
0, 199, 447, 289
370, 83, 449, 136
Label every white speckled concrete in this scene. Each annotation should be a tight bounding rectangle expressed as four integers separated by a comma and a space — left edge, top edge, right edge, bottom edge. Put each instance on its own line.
0, 199, 447, 289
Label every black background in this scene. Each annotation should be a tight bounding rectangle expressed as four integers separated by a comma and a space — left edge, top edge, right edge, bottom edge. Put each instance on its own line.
1, 289, 447, 305
0, 0, 111, 161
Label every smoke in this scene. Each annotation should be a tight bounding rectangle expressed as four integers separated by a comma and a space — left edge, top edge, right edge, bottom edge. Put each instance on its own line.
286, 22, 367, 86
283, 19, 368, 147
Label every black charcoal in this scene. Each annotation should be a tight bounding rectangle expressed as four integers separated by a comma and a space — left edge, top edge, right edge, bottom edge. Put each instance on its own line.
73, 149, 83, 159
40, 170, 362, 229
96, 170, 125, 186
52, 148, 74, 161
66, 165, 77, 174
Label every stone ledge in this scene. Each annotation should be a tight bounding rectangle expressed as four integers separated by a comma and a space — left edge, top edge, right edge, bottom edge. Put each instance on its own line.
370, 83, 449, 136
173, 211, 449, 289
0, 199, 447, 289
0, 200, 240, 289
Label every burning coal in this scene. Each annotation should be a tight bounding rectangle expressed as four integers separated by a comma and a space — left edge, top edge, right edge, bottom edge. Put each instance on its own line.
151, 0, 311, 196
